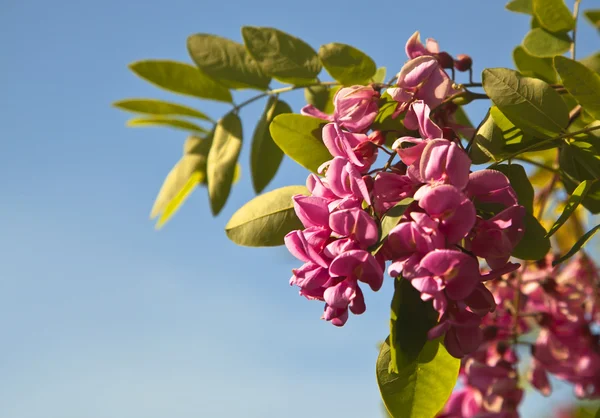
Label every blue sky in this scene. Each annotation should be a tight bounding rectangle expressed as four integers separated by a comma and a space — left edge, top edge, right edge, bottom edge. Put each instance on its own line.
1, 0, 599, 417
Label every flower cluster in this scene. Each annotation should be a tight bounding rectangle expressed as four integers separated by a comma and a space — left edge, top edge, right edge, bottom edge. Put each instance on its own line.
286, 32, 526, 360
437, 254, 600, 417
523, 254, 600, 399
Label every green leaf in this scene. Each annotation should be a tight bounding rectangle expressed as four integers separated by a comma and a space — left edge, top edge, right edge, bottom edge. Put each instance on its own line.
371, 92, 411, 135
580, 52, 600, 75
225, 185, 308, 246
506, 0, 532, 14
250, 97, 292, 193
304, 85, 338, 113
207, 113, 243, 215
126, 116, 209, 134
584, 9, 600, 30
560, 139, 600, 214
389, 278, 438, 373
241, 27, 321, 85
269, 114, 331, 172
553, 224, 600, 266
113, 99, 213, 121
470, 109, 504, 164
318, 43, 376, 85
522, 28, 571, 58
187, 33, 270, 90
129, 60, 232, 103
554, 56, 600, 120
377, 339, 460, 418
452, 106, 473, 140
512, 211, 551, 260
492, 164, 534, 213
482, 68, 569, 138
373, 67, 387, 83
595, 406, 600, 418
150, 135, 212, 228
513, 46, 558, 83
532, 0, 575, 33
546, 180, 593, 237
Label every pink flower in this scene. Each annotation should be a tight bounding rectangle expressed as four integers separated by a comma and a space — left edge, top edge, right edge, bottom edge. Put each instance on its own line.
372, 172, 416, 214
329, 249, 384, 291
388, 56, 460, 110
329, 207, 378, 248
411, 139, 471, 191
292, 195, 330, 229
466, 170, 518, 208
419, 249, 481, 301
301, 85, 378, 133
333, 85, 379, 132
404, 100, 444, 139
322, 124, 378, 172
405, 31, 440, 59
418, 185, 476, 244
467, 206, 525, 269
324, 157, 372, 205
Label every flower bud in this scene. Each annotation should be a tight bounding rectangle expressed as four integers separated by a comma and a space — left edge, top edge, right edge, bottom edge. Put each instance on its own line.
454, 54, 473, 72
435, 51, 454, 69
367, 130, 385, 146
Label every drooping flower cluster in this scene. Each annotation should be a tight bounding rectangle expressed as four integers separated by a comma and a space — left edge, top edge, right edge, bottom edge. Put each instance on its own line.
523, 254, 600, 399
286, 33, 526, 357
437, 254, 600, 417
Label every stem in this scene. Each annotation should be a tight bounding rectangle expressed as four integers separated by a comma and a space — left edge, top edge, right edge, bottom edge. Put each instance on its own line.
488, 124, 600, 167
231, 81, 339, 113
514, 157, 559, 173
375, 144, 394, 156
462, 82, 482, 88
571, 0, 582, 60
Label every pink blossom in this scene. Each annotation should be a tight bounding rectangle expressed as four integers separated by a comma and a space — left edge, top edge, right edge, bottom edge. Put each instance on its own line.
418, 185, 476, 244
292, 195, 331, 229
466, 170, 518, 208
324, 157, 372, 205
388, 56, 460, 110
322, 123, 377, 171
333, 85, 379, 132
467, 206, 525, 269
405, 31, 440, 59
372, 172, 416, 214
411, 139, 471, 191
329, 207, 378, 248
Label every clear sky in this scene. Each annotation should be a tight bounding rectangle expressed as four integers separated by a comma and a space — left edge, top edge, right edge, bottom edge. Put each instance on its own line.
1, 0, 599, 417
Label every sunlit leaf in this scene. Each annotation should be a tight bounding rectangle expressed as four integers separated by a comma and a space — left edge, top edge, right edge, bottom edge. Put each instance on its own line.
522, 28, 571, 58
482, 68, 568, 138
250, 97, 292, 193
584, 9, 600, 31
114, 99, 213, 121
377, 339, 459, 418
554, 56, 600, 121
150, 135, 212, 228
318, 43, 377, 85
373, 67, 387, 83
553, 224, 600, 266
532, 0, 575, 33
546, 180, 593, 237
225, 185, 308, 246
187, 33, 270, 90
207, 113, 243, 215
506, 0, 532, 14
126, 116, 209, 134
129, 60, 232, 102
269, 114, 331, 172
513, 46, 558, 83
242, 27, 321, 85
